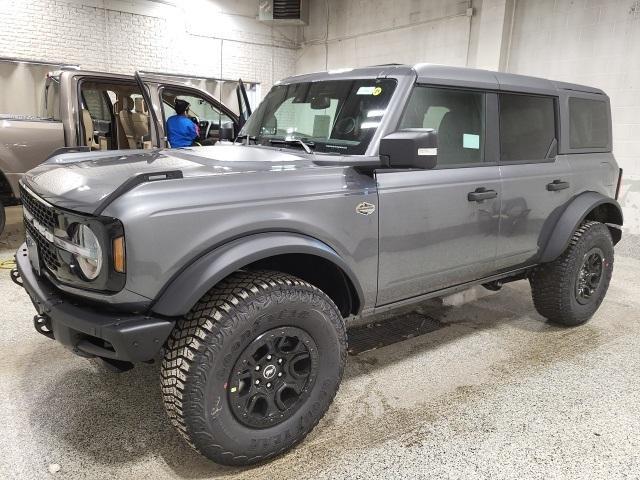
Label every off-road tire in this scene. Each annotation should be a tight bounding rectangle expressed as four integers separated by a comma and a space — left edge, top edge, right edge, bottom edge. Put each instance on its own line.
161, 270, 347, 466
530, 221, 614, 326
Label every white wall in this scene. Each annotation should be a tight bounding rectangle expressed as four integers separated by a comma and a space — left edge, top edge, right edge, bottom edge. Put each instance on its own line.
0, 0, 299, 92
505, 0, 640, 233
296, 0, 474, 73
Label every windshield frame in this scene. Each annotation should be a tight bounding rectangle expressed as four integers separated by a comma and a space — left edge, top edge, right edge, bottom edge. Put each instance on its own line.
241, 75, 412, 157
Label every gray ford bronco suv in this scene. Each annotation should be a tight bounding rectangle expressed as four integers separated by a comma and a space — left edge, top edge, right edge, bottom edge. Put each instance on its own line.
12, 64, 623, 465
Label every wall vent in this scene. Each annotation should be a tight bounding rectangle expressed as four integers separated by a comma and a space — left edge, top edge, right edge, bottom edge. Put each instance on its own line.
259, 0, 308, 25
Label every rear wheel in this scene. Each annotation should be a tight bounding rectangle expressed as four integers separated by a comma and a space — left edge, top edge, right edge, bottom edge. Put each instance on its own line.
530, 221, 614, 326
161, 270, 347, 465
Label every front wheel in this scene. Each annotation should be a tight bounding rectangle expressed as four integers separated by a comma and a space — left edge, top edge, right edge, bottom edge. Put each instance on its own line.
530, 221, 614, 326
161, 270, 347, 465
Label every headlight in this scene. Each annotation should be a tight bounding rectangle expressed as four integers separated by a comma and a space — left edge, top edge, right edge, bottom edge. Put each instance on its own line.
70, 224, 103, 280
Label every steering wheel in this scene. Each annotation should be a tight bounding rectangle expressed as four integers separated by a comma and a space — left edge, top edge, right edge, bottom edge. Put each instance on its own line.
198, 120, 212, 139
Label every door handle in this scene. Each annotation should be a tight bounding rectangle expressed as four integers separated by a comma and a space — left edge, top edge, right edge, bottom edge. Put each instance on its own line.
547, 179, 570, 191
467, 188, 498, 202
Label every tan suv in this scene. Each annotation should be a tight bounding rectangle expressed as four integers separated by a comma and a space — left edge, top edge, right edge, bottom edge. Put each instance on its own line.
0, 70, 251, 233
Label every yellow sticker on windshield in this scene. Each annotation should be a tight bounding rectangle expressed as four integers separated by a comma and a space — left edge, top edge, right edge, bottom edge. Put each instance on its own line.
372, 87, 382, 96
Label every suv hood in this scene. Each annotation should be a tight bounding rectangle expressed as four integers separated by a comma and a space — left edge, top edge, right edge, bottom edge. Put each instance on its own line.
22, 145, 314, 214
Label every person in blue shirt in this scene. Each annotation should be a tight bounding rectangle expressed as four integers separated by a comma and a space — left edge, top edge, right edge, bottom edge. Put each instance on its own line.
166, 99, 199, 148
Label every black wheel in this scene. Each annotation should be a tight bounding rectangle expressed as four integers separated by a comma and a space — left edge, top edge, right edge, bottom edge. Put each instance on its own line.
530, 221, 614, 326
161, 270, 347, 465
0, 199, 5, 236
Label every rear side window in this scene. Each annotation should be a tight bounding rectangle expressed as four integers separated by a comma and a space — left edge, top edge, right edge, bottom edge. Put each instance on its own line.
569, 97, 608, 149
400, 86, 485, 166
499, 94, 556, 162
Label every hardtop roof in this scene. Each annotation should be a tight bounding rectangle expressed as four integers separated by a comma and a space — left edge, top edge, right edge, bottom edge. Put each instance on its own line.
278, 63, 606, 96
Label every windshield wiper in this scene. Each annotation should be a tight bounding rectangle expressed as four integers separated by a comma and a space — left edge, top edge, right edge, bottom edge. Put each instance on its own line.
268, 138, 315, 154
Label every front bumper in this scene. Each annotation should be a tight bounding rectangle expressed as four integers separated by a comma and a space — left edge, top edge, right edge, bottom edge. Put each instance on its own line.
13, 242, 175, 363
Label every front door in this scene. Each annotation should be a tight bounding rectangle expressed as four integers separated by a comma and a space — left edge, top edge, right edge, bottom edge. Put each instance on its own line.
376, 86, 501, 306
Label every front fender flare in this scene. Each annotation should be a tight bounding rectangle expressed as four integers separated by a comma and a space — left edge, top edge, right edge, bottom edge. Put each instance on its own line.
151, 232, 364, 317
540, 191, 623, 263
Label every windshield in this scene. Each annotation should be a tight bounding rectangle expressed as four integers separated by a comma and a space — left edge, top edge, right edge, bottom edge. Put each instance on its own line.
241, 78, 397, 155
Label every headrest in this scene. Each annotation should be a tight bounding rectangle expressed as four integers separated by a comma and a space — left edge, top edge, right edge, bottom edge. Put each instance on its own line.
121, 96, 134, 111
134, 97, 147, 113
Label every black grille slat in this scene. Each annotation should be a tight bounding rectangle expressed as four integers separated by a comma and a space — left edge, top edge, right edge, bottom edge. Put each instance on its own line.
20, 185, 57, 230
25, 222, 60, 270
20, 185, 61, 271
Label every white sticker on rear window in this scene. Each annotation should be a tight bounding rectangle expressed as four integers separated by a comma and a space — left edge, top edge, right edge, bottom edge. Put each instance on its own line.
463, 133, 480, 149
357, 86, 375, 95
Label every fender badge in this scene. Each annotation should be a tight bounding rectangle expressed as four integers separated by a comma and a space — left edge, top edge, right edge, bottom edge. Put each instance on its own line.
356, 202, 376, 215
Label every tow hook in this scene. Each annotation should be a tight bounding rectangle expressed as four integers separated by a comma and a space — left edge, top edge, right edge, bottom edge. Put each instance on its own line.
34, 315, 55, 340
10, 268, 22, 287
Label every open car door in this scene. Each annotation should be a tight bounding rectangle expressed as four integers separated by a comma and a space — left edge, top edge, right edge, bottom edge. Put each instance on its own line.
136, 71, 242, 147
235, 79, 252, 129
134, 71, 162, 148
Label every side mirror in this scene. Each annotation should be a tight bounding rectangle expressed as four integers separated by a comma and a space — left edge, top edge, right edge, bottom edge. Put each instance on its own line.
379, 129, 438, 169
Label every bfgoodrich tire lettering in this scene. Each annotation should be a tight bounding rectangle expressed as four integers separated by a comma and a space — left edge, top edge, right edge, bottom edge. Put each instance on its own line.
530, 221, 614, 326
161, 270, 347, 465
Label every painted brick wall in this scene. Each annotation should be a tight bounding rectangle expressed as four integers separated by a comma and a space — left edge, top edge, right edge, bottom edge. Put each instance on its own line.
0, 0, 299, 92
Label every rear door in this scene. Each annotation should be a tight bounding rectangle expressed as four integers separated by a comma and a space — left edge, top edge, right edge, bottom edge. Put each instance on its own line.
376, 85, 501, 306
495, 93, 574, 269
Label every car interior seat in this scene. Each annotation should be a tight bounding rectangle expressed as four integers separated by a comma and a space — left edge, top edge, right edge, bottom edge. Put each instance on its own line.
81, 110, 99, 150
437, 106, 482, 165
116, 96, 137, 149
132, 97, 150, 146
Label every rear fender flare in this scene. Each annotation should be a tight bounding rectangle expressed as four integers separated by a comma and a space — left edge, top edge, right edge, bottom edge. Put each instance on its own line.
540, 191, 623, 263
151, 232, 364, 317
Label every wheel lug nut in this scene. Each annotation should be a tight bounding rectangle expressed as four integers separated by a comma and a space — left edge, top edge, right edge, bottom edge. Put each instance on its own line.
266, 382, 272, 388
277, 372, 283, 377
255, 366, 260, 371
255, 379, 260, 385
266, 355, 272, 360
278, 358, 283, 364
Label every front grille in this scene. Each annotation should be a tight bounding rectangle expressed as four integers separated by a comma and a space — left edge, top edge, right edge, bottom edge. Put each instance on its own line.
19, 184, 57, 230
24, 221, 60, 271
20, 184, 61, 271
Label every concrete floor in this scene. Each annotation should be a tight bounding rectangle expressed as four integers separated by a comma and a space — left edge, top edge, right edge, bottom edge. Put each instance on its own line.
1, 205, 639, 479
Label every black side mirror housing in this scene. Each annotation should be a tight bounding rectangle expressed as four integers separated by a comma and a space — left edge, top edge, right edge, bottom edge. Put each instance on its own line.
379, 128, 438, 169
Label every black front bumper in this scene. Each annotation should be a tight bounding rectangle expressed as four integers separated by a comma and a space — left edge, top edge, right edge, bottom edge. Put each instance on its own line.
13, 243, 174, 363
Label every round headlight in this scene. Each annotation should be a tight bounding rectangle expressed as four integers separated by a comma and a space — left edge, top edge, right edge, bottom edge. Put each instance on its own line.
72, 224, 102, 280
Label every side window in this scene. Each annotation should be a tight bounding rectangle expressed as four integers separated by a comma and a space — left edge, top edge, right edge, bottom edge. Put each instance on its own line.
499, 94, 556, 162
569, 97, 608, 149
400, 86, 485, 166
79, 81, 151, 150
43, 78, 61, 121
